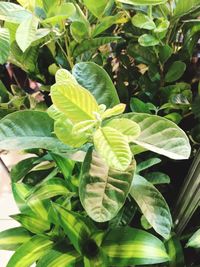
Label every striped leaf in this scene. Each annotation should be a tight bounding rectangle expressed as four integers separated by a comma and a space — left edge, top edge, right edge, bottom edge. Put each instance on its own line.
37, 248, 82, 267
51, 83, 99, 123
116, 0, 167, 5
27, 178, 70, 201
0, 2, 32, 23
130, 175, 172, 239
186, 229, 200, 248
12, 183, 49, 221
52, 203, 91, 253
80, 148, 136, 222
0, 28, 10, 64
93, 127, 132, 171
106, 118, 141, 141
50, 153, 74, 179
11, 214, 51, 234
0, 111, 68, 151
102, 227, 169, 266
0, 227, 32, 251
7, 236, 54, 267
121, 113, 191, 160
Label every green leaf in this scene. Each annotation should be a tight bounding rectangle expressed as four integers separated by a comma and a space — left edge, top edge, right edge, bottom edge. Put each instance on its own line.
105, 118, 141, 141
70, 21, 89, 43
52, 203, 91, 253
165, 236, 185, 266
138, 34, 159, 47
186, 229, 200, 248
120, 113, 191, 160
0, 111, 68, 151
80, 148, 136, 222
72, 36, 121, 57
165, 61, 186, 83
50, 152, 74, 179
0, 28, 10, 64
73, 120, 97, 134
0, 227, 32, 251
174, 0, 200, 18
51, 82, 98, 123
16, 16, 39, 52
159, 45, 173, 64
11, 214, 51, 234
0, 2, 32, 23
93, 127, 132, 171
132, 13, 156, 30
54, 118, 88, 147
154, 18, 169, 33
130, 175, 172, 239
101, 104, 126, 119
27, 178, 70, 201
6, 236, 54, 267
83, 0, 108, 18
136, 158, 161, 172
116, 0, 167, 5
130, 97, 151, 114
37, 248, 82, 267
102, 226, 169, 266
73, 62, 120, 108
145, 172, 170, 185
128, 43, 157, 64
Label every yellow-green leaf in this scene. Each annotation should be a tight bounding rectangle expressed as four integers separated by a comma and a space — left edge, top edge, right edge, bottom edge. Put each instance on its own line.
101, 103, 126, 119
93, 127, 132, 171
73, 120, 97, 134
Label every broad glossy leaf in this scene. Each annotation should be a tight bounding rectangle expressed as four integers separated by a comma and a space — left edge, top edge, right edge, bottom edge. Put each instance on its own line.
106, 118, 141, 141
51, 83, 98, 122
70, 21, 89, 43
186, 229, 200, 248
0, 227, 32, 251
93, 127, 132, 171
52, 203, 91, 253
0, 2, 32, 23
102, 226, 169, 266
27, 178, 70, 201
165, 61, 186, 83
130, 97, 151, 114
16, 16, 39, 52
72, 36, 121, 57
73, 62, 120, 108
83, 0, 108, 18
121, 113, 191, 160
117, 0, 167, 5
80, 148, 136, 222
55, 68, 77, 85
130, 175, 172, 239
0, 28, 10, 64
174, 0, 200, 18
0, 111, 68, 152
159, 45, 173, 64
54, 118, 88, 147
132, 13, 156, 30
138, 34, 159, 47
101, 104, 126, 119
37, 248, 82, 267
7, 236, 54, 267
11, 214, 50, 234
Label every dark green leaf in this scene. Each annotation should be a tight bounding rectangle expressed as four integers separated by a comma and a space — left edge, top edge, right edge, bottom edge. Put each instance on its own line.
137, 158, 161, 172
165, 61, 186, 83
159, 45, 173, 64
145, 172, 170, 184
165, 236, 185, 267
130, 97, 151, 113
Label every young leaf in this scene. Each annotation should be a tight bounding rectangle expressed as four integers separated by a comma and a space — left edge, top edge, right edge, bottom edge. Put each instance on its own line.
83, 0, 108, 18
16, 16, 39, 52
52, 203, 91, 254
73, 62, 120, 108
0, 227, 32, 251
116, 0, 167, 5
37, 248, 82, 267
138, 34, 159, 47
0, 111, 68, 152
93, 127, 132, 171
105, 118, 141, 141
165, 61, 186, 83
120, 113, 191, 160
73, 120, 97, 135
51, 83, 99, 122
54, 118, 88, 147
132, 13, 156, 30
0, 28, 10, 64
11, 214, 51, 234
6, 236, 54, 267
0, 2, 32, 23
130, 175, 172, 239
80, 148, 136, 222
102, 227, 169, 266
186, 229, 200, 248
101, 104, 126, 119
